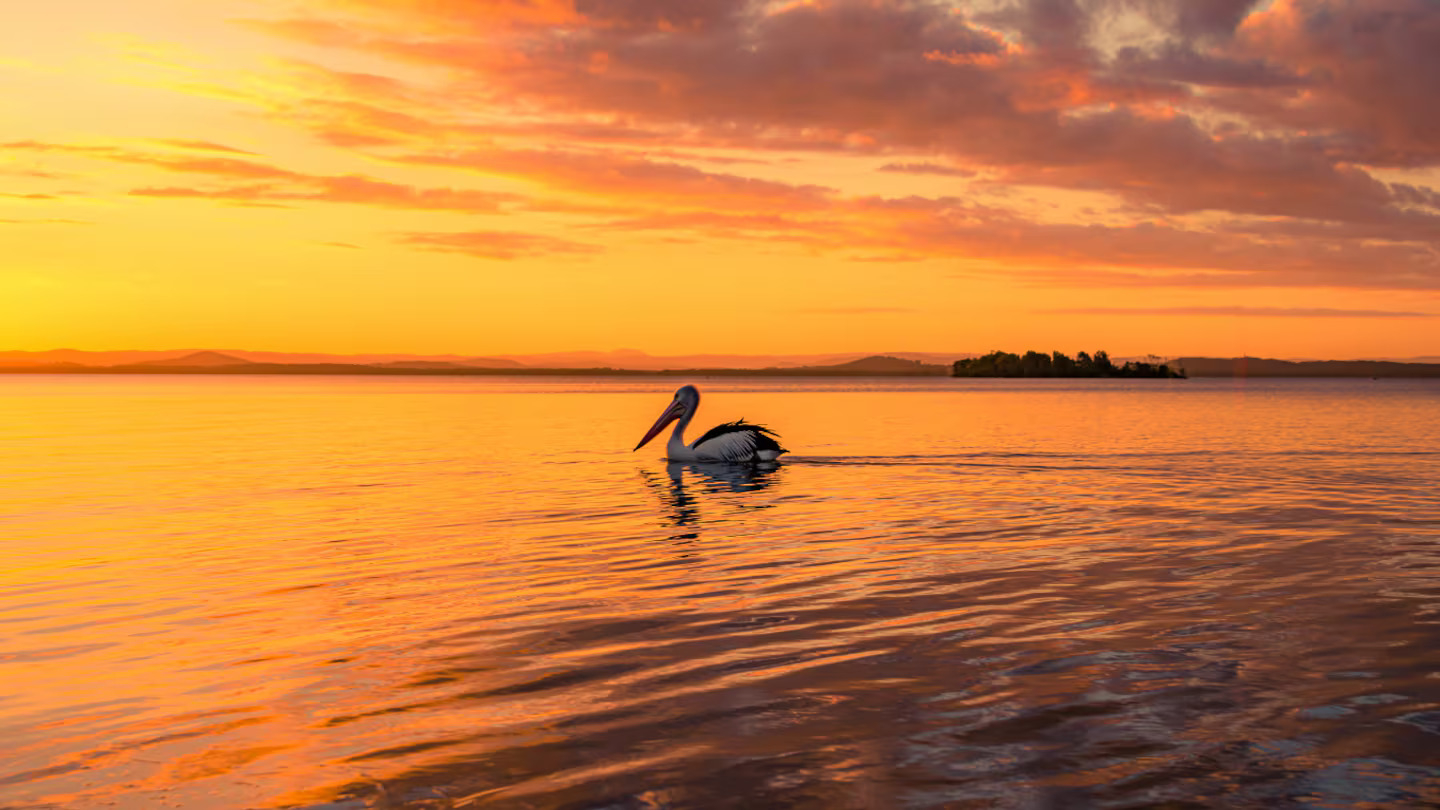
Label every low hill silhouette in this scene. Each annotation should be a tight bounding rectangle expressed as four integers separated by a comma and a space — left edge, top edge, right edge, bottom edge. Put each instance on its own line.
136, 351, 253, 367
372, 360, 468, 369
784, 355, 950, 375
460, 357, 527, 368
1175, 357, 1440, 377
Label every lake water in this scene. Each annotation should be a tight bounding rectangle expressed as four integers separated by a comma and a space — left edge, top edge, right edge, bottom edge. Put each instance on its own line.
4, 375, 1440, 809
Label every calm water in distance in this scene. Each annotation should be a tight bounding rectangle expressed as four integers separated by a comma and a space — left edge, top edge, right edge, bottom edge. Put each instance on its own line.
4, 375, 1440, 809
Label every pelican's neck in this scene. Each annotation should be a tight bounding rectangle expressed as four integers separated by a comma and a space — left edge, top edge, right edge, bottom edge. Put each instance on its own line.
667, 404, 695, 457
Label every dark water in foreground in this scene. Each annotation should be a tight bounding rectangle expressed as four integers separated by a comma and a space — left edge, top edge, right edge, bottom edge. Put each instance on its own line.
4, 376, 1440, 809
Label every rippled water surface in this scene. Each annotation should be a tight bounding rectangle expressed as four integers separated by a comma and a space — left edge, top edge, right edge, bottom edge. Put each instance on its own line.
5, 375, 1440, 809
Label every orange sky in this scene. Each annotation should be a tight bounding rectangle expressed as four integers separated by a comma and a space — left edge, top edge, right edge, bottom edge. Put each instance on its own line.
3, 0, 1440, 358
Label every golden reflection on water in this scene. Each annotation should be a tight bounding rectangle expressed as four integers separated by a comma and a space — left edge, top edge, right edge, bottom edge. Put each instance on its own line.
3, 376, 1440, 808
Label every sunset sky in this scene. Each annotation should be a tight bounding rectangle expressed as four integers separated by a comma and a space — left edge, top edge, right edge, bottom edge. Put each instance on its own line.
4, 0, 1440, 357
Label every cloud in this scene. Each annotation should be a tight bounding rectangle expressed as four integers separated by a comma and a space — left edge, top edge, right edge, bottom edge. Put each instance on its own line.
395, 230, 600, 260
1042, 306, 1437, 318
4, 140, 116, 155
129, 177, 519, 213
1110, 44, 1305, 89
126, 156, 302, 179
566, 188, 1440, 289
1232, 0, 1440, 166
15, 0, 1440, 294
236, 0, 1440, 232
208, 0, 1440, 299
0, 166, 68, 179
3, 140, 297, 179
395, 148, 834, 209
148, 139, 257, 155
878, 162, 977, 178
0, 139, 523, 214
794, 306, 917, 314
584, 210, 831, 239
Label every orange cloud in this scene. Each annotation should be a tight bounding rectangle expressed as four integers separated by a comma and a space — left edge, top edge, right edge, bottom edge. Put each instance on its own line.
1043, 306, 1437, 318
129, 176, 519, 213
148, 139, 257, 155
878, 162, 978, 178
395, 148, 834, 209
2, 140, 523, 214
396, 229, 599, 259
229, 0, 1440, 281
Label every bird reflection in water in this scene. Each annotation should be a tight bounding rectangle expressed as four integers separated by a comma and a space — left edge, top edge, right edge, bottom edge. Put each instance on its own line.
638, 461, 782, 543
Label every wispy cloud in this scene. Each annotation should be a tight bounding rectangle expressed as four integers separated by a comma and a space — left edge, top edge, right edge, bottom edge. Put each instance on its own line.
0, 166, 68, 179
130, 178, 519, 213
1041, 307, 1438, 318
395, 230, 599, 260
794, 306, 917, 315
148, 139, 257, 155
7, 140, 524, 215
878, 163, 977, 178
394, 148, 835, 210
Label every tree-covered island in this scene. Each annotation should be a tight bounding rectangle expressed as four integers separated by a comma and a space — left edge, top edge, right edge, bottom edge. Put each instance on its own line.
952, 350, 1185, 378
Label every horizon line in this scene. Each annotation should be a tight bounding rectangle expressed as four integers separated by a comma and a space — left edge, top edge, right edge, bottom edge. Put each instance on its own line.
5, 347, 1440, 364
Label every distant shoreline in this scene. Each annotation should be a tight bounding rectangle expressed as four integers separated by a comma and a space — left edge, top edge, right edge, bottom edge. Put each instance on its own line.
0, 364, 949, 377
4, 357, 1440, 378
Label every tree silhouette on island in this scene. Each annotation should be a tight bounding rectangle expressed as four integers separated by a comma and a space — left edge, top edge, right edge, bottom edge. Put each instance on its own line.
952, 350, 1186, 378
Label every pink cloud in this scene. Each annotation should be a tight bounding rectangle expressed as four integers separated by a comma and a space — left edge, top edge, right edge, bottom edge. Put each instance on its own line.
1235, 0, 1440, 166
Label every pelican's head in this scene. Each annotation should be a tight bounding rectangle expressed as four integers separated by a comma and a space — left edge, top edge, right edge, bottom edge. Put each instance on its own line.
634, 385, 700, 451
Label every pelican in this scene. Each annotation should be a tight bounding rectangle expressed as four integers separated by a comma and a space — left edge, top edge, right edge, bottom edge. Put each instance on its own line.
633, 385, 787, 462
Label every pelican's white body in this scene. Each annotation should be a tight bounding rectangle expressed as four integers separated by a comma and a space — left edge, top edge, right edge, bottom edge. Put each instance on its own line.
663, 423, 784, 463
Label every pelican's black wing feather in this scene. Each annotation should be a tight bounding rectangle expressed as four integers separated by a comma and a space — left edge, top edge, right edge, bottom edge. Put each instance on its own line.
690, 419, 787, 457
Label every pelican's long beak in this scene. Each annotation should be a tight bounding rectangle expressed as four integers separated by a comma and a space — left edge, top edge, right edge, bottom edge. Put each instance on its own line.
634, 400, 684, 451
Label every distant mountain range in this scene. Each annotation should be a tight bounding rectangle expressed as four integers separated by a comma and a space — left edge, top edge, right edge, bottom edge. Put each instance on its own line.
4, 349, 1440, 377
0, 348, 967, 371
1173, 357, 1440, 377
0, 349, 528, 368
135, 351, 254, 367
